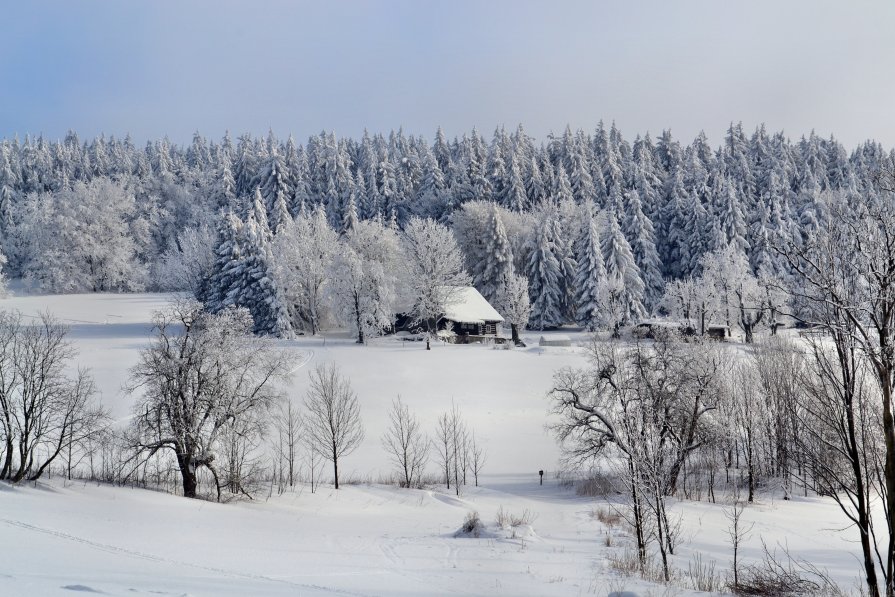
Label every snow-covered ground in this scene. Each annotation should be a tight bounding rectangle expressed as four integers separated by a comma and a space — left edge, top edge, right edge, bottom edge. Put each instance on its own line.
1, 474, 869, 596
0, 292, 872, 596
0, 291, 583, 476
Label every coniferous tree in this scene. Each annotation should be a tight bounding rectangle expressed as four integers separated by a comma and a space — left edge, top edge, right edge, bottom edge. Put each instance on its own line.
600, 210, 646, 333
525, 216, 564, 330
231, 214, 294, 337
623, 189, 663, 308
713, 173, 749, 254
203, 212, 245, 311
250, 187, 271, 240
505, 153, 528, 212
271, 190, 291, 235
525, 156, 548, 206
660, 168, 692, 278
479, 205, 514, 305
574, 202, 606, 330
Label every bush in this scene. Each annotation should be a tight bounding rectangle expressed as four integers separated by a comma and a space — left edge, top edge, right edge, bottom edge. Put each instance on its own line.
687, 553, 723, 593
495, 506, 537, 529
575, 473, 614, 497
731, 543, 846, 596
458, 511, 483, 537
592, 506, 621, 528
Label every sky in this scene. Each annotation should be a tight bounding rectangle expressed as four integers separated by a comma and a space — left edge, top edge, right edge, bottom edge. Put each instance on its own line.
2, 0, 894, 149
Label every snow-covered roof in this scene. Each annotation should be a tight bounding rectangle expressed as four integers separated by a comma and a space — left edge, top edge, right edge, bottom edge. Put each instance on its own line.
442, 286, 504, 324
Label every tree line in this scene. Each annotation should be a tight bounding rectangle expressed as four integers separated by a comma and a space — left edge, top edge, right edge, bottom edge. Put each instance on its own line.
0, 123, 887, 340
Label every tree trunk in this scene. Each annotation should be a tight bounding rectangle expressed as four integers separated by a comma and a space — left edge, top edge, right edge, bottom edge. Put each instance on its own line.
177, 454, 198, 499
0, 437, 12, 479
511, 323, 520, 345
11, 440, 29, 483
879, 364, 895, 596
654, 490, 670, 582
843, 365, 882, 597
628, 459, 646, 568
333, 445, 340, 489
354, 294, 364, 344
746, 432, 755, 503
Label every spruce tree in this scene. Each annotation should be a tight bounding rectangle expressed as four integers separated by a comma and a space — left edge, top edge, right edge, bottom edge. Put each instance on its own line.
600, 210, 646, 330
251, 187, 272, 240
505, 153, 528, 212
574, 202, 606, 330
479, 205, 514, 304
271, 190, 291, 235
713, 174, 749, 254
525, 216, 564, 330
203, 212, 244, 311
525, 156, 548, 206
230, 214, 293, 337
622, 189, 663, 308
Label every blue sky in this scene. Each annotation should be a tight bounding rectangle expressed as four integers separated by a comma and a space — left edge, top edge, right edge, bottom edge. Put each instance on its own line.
2, 0, 894, 147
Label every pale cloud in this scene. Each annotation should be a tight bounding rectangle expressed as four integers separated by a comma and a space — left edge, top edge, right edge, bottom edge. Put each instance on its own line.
1, 0, 893, 148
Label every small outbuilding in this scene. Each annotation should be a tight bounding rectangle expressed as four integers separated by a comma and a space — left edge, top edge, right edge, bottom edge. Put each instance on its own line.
539, 335, 572, 347
706, 325, 730, 341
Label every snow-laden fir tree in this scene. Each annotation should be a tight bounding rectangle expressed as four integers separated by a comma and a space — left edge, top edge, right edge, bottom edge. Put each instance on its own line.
551, 208, 578, 323
203, 212, 245, 311
713, 173, 749, 254
505, 153, 528, 212
250, 187, 271, 239
226, 213, 293, 337
525, 156, 548, 206
271, 190, 292, 235
217, 160, 237, 211
525, 215, 564, 330
660, 168, 692, 278
600, 210, 646, 334
477, 204, 514, 305
342, 188, 359, 234
622, 189, 663, 309
573, 202, 607, 330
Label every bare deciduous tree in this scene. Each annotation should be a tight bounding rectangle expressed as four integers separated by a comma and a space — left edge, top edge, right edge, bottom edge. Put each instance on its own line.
469, 432, 486, 487
274, 399, 302, 491
549, 334, 725, 581
0, 311, 106, 483
776, 188, 895, 597
126, 300, 291, 500
434, 411, 453, 490
725, 498, 754, 590
381, 396, 429, 488
303, 363, 364, 489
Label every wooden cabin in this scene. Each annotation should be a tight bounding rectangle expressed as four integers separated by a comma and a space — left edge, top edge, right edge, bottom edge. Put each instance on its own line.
440, 287, 505, 343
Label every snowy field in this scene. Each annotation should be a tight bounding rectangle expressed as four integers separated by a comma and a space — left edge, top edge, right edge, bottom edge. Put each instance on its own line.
0, 292, 871, 596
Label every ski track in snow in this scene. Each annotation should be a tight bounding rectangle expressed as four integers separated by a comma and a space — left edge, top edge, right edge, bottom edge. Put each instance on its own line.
1, 518, 366, 597
287, 348, 314, 374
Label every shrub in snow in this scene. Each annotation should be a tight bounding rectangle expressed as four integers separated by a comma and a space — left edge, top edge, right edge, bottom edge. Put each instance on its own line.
455, 511, 483, 538
494, 506, 537, 530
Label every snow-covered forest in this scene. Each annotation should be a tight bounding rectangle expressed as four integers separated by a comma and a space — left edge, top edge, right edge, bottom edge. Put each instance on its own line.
0, 123, 882, 338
